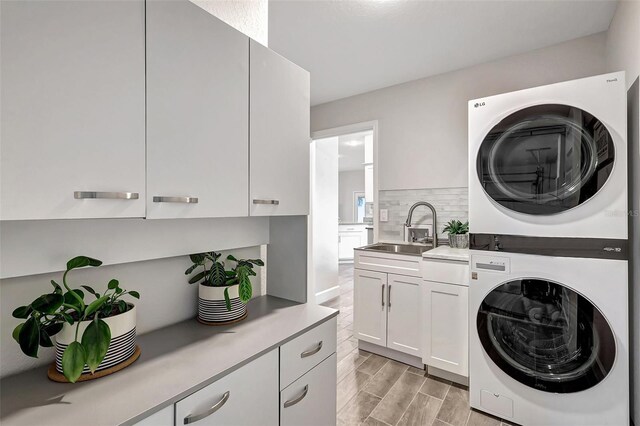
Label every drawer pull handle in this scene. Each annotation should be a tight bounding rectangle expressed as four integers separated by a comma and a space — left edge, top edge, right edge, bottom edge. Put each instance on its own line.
74, 191, 139, 200
253, 199, 280, 205
184, 391, 230, 424
153, 196, 199, 204
300, 341, 323, 358
283, 385, 308, 408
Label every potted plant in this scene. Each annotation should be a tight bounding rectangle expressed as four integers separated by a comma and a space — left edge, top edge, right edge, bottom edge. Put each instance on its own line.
11, 256, 140, 383
443, 220, 470, 248
185, 252, 264, 325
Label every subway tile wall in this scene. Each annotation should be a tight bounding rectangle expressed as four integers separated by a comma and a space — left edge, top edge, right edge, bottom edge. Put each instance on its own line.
378, 187, 469, 242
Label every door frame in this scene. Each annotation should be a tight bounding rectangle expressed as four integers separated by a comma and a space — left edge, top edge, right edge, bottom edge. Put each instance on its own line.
309, 120, 380, 304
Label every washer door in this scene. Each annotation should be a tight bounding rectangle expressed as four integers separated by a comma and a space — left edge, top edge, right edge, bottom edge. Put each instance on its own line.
477, 104, 615, 215
477, 279, 616, 393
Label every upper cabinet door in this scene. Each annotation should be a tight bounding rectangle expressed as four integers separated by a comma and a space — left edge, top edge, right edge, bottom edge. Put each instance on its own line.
249, 40, 310, 216
0, 0, 145, 220
146, 0, 249, 219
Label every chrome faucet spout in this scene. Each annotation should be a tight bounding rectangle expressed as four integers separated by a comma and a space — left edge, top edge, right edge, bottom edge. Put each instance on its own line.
405, 201, 438, 247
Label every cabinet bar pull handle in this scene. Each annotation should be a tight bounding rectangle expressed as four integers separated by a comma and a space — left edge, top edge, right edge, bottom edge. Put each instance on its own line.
184, 391, 230, 424
153, 196, 198, 204
388, 284, 392, 309
300, 341, 323, 358
253, 199, 280, 205
74, 191, 139, 200
283, 385, 308, 408
381, 284, 385, 307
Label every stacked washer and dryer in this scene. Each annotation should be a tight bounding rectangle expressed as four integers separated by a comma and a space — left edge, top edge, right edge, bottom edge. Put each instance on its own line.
467, 72, 629, 425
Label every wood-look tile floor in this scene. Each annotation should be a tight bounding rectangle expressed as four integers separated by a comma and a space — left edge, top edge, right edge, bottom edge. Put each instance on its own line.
322, 264, 513, 426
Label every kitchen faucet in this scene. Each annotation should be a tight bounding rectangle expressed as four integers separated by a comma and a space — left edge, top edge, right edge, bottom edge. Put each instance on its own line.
405, 201, 438, 247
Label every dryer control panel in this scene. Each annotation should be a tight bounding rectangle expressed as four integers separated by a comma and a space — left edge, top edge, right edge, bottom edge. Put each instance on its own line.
470, 254, 510, 280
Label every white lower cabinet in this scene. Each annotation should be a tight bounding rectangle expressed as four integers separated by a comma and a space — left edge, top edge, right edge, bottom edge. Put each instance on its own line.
354, 269, 388, 346
175, 350, 279, 426
386, 275, 422, 357
354, 269, 422, 357
280, 354, 337, 426
422, 280, 469, 377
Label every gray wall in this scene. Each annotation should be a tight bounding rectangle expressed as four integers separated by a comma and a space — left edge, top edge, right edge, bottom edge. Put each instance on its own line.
605, 1, 640, 422
1, 246, 261, 377
339, 170, 365, 223
311, 32, 608, 192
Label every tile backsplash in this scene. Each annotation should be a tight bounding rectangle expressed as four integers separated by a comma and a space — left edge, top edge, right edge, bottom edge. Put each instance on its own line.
378, 187, 468, 242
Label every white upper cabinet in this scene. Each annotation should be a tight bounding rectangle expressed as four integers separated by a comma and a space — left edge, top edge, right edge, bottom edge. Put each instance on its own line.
0, 0, 146, 220
146, 0, 249, 219
249, 40, 310, 216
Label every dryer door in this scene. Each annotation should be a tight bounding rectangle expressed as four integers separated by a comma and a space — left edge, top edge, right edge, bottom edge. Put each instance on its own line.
477, 278, 616, 393
476, 104, 614, 215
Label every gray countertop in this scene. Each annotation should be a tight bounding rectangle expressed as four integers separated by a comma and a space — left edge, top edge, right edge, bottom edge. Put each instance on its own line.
0, 296, 338, 426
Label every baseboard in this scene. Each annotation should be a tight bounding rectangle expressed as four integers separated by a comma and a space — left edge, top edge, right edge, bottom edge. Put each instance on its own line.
358, 340, 424, 369
427, 365, 469, 386
315, 285, 340, 304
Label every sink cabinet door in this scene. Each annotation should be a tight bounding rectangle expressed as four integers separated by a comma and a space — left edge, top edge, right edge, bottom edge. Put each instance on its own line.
354, 269, 387, 347
422, 280, 468, 377
386, 274, 422, 357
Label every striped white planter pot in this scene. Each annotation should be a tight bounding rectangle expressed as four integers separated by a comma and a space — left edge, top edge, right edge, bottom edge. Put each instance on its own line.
198, 284, 247, 324
55, 305, 136, 375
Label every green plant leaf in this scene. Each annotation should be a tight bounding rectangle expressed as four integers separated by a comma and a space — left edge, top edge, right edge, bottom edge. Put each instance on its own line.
238, 280, 252, 303
84, 295, 109, 318
62, 341, 86, 383
39, 329, 54, 347
61, 313, 75, 325
12, 323, 23, 343
189, 253, 205, 264
209, 263, 227, 286
50, 280, 63, 294
66, 256, 102, 271
81, 285, 98, 297
107, 279, 119, 290
223, 287, 232, 311
226, 254, 238, 262
184, 264, 199, 275
44, 322, 64, 337
82, 319, 111, 374
117, 300, 128, 313
63, 289, 85, 311
31, 293, 64, 314
18, 317, 40, 358
188, 270, 206, 284
12, 305, 32, 319
128, 291, 140, 299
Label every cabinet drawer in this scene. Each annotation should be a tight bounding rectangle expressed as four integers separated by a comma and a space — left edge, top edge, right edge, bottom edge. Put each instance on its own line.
421, 258, 469, 286
175, 349, 278, 426
281, 353, 337, 426
280, 317, 337, 389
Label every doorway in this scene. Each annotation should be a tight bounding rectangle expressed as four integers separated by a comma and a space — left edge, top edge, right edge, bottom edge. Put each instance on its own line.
309, 121, 378, 305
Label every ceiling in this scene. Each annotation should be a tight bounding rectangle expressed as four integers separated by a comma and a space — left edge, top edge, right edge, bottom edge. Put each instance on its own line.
269, 0, 618, 106
338, 131, 370, 172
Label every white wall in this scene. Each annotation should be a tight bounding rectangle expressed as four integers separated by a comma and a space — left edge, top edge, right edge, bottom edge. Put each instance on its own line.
606, 0, 640, 90
310, 138, 340, 303
311, 32, 608, 191
339, 170, 365, 223
605, 2, 640, 422
190, 0, 268, 46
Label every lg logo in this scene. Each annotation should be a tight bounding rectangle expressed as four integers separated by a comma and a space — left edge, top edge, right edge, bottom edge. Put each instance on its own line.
474, 102, 486, 108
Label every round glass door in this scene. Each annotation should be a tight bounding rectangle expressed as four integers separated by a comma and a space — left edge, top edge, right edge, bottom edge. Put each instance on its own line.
477, 104, 615, 215
477, 279, 616, 393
